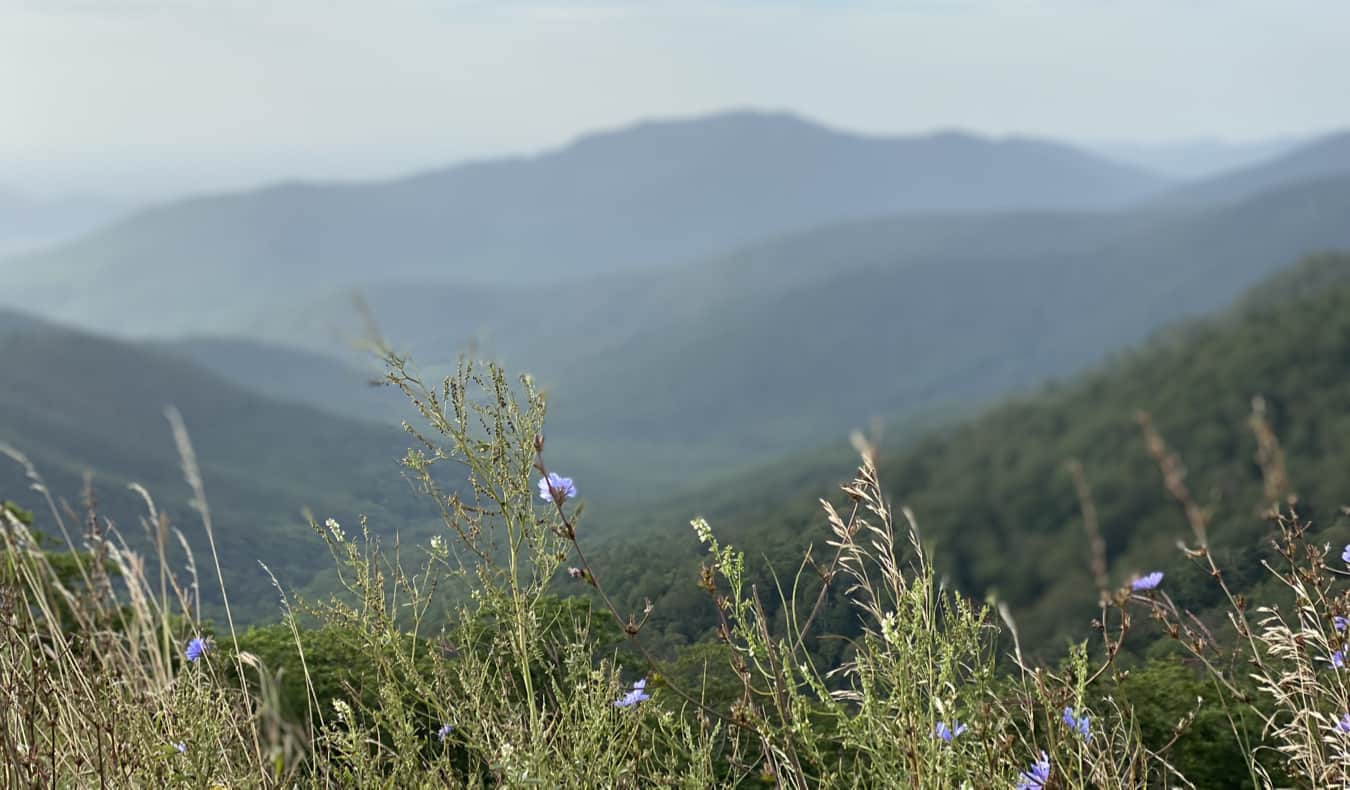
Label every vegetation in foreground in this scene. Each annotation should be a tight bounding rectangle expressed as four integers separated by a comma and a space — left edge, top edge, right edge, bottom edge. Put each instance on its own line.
3, 334, 1350, 788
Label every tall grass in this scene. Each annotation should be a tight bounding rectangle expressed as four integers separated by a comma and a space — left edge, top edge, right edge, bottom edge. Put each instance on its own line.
1, 355, 1346, 787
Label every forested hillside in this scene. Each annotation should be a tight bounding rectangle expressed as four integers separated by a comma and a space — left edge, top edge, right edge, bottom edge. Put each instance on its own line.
590, 252, 1350, 651
0, 311, 429, 618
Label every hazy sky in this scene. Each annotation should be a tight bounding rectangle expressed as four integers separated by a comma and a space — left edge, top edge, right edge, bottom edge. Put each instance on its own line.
4, 0, 1349, 199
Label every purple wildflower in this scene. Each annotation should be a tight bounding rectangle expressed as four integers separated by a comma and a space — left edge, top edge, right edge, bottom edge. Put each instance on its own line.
436, 723, 454, 741
1342, 544, 1350, 565
537, 473, 577, 503
1131, 571, 1164, 592
173, 742, 186, 754
1333, 650, 1345, 669
1062, 706, 1091, 742
1336, 616, 1348, 632
184, 637, 208, 663
614, 678, 651, 708
1016, 751, 1051, 790
934, 721, 968, 742
1338, 714, 1350, 734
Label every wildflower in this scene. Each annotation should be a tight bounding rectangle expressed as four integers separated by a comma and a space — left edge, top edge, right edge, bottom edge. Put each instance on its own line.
173, 742, 186, 754
614, 678, 651, 708
184, 637, 209, 662
537, 472, 577, 503
1336, 616, 1348, 632
1131, 571, 1164, 592
567, 566, 583, 579
1016, 751, 1051, 790
933, 721, 967, 742
436, 723, 454, 741
1338, 713, 1350, 734
1342, 544, 1350, 564
1333, 649, 1345, 669
1062, 706, 1091, 742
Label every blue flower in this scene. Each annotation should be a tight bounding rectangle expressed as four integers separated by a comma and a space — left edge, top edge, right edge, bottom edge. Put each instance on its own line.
173, 742, 186, 754
1062, 706, 1091, 742
1131, 571, 1164, 592
1016, 751, 1051, 790
436, 723, 454, 741
1336, 616, 1348, 632
1338, 713, 1350, 734
184, 637, 209, 663
933, 720, 967, 742
1342, 544, 1350, 564
614, 678, 651, 708
537, 473, 577, 503
1333, 650, 1345, 669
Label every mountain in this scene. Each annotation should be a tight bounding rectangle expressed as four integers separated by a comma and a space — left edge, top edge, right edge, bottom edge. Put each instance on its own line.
537, 175, 1350, 483
157, 175, 1350, 500
0, 311, 428, 619
1147, 129, 1350, 211
0, 110, 1168, 336
161, 336, 402, 422
0, 189, 130, 256
590, 251, 1350, 653
1093, 136, 1303, 180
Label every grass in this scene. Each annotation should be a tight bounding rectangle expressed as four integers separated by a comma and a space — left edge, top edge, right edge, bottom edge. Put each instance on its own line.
2, 354, 1347, 787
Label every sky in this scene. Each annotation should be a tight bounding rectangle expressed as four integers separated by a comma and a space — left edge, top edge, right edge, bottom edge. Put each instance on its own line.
4, 0, 1349, 199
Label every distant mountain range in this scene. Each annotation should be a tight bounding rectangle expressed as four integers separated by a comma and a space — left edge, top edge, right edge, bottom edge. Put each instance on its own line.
2, 110, 1168, 336
1093, 136, 1304, 180
5, 108, 1350, 505
1145, 130, 1350, 212
158, 171, 1350, 497
543, 174, 1350, 487
0, 189, 131, 256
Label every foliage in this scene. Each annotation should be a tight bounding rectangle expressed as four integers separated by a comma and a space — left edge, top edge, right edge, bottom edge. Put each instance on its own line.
594, 251, 1350, 656
0, 354, 1259, 787
6, 254, 1350, 785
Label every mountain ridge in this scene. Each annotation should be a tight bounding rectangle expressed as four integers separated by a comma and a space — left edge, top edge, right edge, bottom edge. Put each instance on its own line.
0, 109, 1169, 337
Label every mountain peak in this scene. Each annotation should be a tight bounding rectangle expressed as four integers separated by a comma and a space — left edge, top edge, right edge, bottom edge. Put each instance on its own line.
3, 110, 1169, 336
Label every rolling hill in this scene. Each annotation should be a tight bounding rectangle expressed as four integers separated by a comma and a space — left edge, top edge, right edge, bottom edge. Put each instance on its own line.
547, 174, 1350, 449
589, 251, 1350, 653
160, 174, 1350, 501
161, 336, 400, 422
0, 310, 430, 619
0, 110, 1167, 337
0, 188, 130, 256
1093, 136, 1303, 181
1147, 129, 1350, 211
